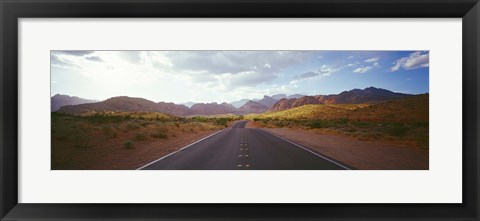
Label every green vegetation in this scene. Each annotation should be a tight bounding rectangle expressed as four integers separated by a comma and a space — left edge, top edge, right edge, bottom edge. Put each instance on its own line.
51, 111, 241, 156
123, 140, 134, 149
246, 95, 429, 149
151, 132, 168, 139
214, 118, 229, 127
51, 111, 240, 170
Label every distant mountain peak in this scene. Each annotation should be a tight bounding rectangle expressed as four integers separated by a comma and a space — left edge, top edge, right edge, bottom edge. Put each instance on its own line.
238, 100, 268, 114
256, 95, 278, 108
51, 94, 97, 112
271, 94, 287, 100
229, 98, 251, 108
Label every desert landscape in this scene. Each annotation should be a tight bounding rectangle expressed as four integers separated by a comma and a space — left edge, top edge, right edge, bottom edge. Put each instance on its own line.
51, 50, 429, 170
51, 87, 428, 170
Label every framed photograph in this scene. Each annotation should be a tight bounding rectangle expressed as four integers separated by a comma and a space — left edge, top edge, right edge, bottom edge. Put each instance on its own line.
1, 0, 478, 220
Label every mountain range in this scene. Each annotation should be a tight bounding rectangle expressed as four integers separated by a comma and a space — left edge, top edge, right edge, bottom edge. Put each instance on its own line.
230, 93, 305, 108
54, 87, 413, 116
51, 94, 97, 111
269, 87, 410, 111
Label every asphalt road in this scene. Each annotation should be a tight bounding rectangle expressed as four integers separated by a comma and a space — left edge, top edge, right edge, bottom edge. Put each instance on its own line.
139, 121, 348, 170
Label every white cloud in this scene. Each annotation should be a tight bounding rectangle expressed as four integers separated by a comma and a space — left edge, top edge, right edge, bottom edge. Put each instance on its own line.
390, 51, 429, 72
159, 51, 317, 91
364, 57, 379, 63
52, 51, 321, 103
292, 64, 336, 83
166, 51, 313, 75
346, 62, 360, 67
318, 65, 335, 76
50, 54, 80, 69
85, 56, 103, 62
353, 66, 372, 73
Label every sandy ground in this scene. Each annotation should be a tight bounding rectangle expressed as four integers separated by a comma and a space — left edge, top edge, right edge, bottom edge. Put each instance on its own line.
247, 122, 428, 170
52, 129, 222, 170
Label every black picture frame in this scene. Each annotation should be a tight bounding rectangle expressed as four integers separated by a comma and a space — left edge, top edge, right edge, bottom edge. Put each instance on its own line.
1, 0, 479, 220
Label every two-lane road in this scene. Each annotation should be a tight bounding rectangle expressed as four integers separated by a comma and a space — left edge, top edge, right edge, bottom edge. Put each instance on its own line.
139, 121, 348, 170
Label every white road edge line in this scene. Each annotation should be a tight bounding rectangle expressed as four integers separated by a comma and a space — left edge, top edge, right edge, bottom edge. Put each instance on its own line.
136, 129, 226, 170
259, 129, 352, 170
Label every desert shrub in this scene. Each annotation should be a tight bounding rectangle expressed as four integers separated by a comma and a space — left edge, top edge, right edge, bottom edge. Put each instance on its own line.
307, 120, 336, 129
214, 118, 229, 126
191, 116, 209, 122
127, 123, 140, 130
84, 113, 131, 124
351, 121, 370, 128
253, 118, 260, 122
140, 121, 150, 127
275, 121, 286, 128
337, 118, 349, 124
123, 140, 134, 149
134, 133, 146, 141
389, 123, 408, 137
308, 120, 324, 128
151, 132, 168, 139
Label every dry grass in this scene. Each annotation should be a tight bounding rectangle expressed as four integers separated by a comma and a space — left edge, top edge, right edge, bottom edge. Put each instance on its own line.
246, 94, 429, 149
247, 104, 369, 120
51, 111, 232, 170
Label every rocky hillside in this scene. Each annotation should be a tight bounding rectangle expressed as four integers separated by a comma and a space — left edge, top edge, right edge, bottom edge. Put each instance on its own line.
58, 96, 190, 116
255, 95, 278, 108
56, 87, 413, 116
269, 87, 411, 112
237, 100, 269, 114
190, 102, 236, 116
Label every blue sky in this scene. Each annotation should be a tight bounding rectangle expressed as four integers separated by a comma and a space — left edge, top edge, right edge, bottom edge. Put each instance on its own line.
51, 51, 429, 103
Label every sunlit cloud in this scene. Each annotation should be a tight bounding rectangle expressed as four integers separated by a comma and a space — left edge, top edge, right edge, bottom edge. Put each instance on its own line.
353, 66, 373, 73
364, 57, 379, 63
51, 50, 430, 103
390, 51, 429, 72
